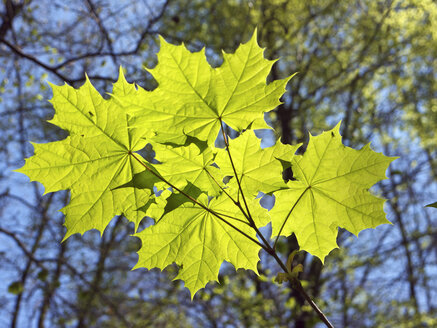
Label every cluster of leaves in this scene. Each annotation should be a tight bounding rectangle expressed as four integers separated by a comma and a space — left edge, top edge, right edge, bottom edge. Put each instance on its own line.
16, 32, 395, 296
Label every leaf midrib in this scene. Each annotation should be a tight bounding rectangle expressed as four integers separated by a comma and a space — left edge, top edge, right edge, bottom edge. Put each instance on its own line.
218, 40, 253, 116
311, 159, 389, 186
25, 153, 122, 171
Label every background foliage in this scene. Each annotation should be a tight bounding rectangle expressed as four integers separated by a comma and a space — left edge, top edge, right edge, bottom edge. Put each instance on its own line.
0, 0, 436, 327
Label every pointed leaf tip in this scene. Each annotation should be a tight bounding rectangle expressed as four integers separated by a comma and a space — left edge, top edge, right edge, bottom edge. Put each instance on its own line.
118, 66, 125, 79
426, 201, 437, 208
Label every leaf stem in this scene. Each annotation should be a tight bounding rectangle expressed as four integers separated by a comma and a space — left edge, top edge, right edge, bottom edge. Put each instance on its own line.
218, 121, 277, 252
219, 120, 254, 222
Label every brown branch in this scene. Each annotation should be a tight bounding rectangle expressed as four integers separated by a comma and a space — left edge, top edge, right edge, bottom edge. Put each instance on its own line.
37, 240, 66, 328
85, 0, 118, 66
0, 39, 114, 84
133, 0, 171, 53
75, 217, 130, 327
0, 38, 73, 83
0, 0, 24, 39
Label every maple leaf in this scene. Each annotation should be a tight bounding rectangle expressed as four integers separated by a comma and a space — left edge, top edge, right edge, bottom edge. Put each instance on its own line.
270, 122, 397, 262
134, 193, 268, 296
215, 130, 301, 197
15, 73, 153, 239
150, 141, 222, 196
124, 30, 292, 144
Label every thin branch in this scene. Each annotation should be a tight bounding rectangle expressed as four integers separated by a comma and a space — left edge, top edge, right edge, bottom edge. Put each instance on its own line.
0, 192, 39, 211
290, 279, 335, 328
37, 239, 65, 328
75, 217, 127, 327
0, 228, 42, 263
0, 0, 24, 39
0, 38, 72, 83
85, 0, 118, 66
0, 228, 133, 328
133, 0, 171, 53
0, 39, 114, 84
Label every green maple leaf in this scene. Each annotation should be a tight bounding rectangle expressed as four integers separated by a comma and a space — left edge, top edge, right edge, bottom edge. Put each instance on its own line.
215, 130, 301, 197
270, 123, 397, 262
15, 73, 153, 239
150, 141, 222, 196
124, 31, 292, 144
134, 193, 268, 296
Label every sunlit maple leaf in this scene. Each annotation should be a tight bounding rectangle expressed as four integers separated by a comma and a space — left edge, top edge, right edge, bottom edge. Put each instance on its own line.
134, 193, 268, 296
16, 73, 153, 239
270, 122, 397, 262
122, 31, 293, 144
